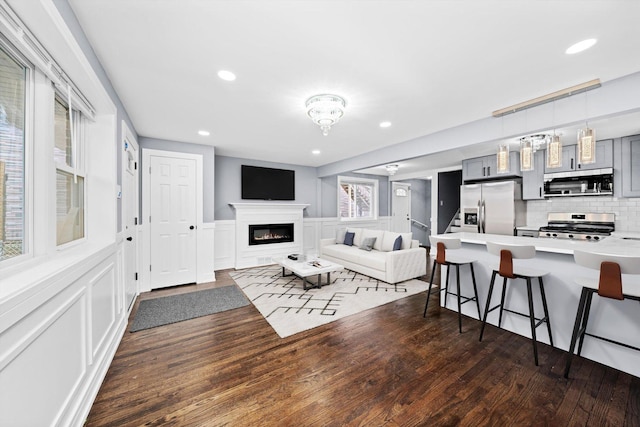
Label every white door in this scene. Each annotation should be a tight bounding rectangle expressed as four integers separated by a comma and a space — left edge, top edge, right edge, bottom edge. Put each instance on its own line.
149, 155, 198, 288
122, 127, 139, 310
391, 182, 411, 232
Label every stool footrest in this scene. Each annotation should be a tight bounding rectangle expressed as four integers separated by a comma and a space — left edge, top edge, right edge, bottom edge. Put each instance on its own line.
502, 308, 549, 329
444, 291, 477, 305
582, 333, 640, 353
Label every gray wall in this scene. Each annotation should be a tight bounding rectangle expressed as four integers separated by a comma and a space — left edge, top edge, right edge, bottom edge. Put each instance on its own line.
215, 155, 319, 220
54, 0, 139, 232
139, 137, 216, 223
320, 172, 390, 218
400, 178, 431, 246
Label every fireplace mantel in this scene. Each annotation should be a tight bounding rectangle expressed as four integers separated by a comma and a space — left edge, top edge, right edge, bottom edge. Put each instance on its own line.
229, 202, 310, 211
230, 202, 309, 268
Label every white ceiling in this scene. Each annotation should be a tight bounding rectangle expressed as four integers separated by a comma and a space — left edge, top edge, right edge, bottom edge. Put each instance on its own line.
68, 0, 640, 171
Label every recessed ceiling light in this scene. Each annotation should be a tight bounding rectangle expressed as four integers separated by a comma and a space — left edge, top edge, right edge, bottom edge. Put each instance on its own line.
217, 70, 236, 81
379, 121, 392, 128
565, 38, 597, 55
198, 130, 210, 136
312, 149, 321, 155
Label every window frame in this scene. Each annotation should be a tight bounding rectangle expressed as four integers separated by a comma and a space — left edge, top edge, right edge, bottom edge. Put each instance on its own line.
53, 92, 87, 248
337, 175, 379, 221
0, 36, 33, 267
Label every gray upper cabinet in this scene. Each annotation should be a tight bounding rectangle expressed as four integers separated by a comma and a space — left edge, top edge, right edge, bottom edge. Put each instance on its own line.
462, 151, 521, 182
544, 140, 613, 173
621, 134, 640, 197
522, 150, 545, 200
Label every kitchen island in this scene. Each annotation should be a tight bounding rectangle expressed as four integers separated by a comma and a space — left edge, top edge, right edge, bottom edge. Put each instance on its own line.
438, 232, 640, 378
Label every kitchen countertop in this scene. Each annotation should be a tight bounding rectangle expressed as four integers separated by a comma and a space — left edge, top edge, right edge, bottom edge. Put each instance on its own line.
611, 231, 640, 240
436, 231, 640, 378
443, 232, 640, 256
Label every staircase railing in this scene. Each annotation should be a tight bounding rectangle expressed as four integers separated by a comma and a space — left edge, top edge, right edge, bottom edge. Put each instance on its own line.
411, 218, 430, 231
444, 208, 460, 234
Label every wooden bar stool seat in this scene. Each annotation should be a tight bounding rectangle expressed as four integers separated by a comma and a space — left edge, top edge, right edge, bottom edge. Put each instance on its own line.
423, 236, 481, 333
479, 242, 554, 366
564, 250, 640, 378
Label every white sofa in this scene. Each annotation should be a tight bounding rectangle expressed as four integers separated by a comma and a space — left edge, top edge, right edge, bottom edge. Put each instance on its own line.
320, 228, 427, 284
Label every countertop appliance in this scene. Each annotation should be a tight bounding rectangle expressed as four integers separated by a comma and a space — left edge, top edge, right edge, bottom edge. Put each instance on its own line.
460, 180, 526, 236
538, 212, 615, 241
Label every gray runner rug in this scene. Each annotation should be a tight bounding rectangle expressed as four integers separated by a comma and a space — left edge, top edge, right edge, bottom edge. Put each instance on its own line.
130, 285, 249, 332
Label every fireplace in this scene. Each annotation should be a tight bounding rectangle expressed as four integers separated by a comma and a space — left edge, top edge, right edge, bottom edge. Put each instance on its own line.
249, 223, 294, 245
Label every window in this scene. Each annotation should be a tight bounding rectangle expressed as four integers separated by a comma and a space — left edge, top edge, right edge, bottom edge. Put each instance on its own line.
54, 96, 85, 245
0, 45, 27, 262
338, 176, 378, 220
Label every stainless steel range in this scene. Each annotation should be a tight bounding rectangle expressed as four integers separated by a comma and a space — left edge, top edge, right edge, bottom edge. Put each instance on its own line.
538, 212, 615, 241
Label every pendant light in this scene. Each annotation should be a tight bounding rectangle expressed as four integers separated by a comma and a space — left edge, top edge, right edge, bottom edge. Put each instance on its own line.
577, 92, 596, 164
546, 134, 563, 168
497, 143, 510, 174
546, 101, 563, 169
519, 138, 534, 172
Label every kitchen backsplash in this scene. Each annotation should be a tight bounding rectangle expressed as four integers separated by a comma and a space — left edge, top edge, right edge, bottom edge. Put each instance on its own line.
526, 197, 640, 232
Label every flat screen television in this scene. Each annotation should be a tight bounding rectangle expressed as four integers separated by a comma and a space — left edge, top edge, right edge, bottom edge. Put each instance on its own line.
241, 165, 295, 200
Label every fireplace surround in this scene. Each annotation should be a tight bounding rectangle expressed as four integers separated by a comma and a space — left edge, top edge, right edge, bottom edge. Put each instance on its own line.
249, 223, 294, 245
230, 202, 309, 269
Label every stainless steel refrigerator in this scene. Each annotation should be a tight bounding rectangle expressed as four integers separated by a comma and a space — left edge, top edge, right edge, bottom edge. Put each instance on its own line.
460, 180, 526, 235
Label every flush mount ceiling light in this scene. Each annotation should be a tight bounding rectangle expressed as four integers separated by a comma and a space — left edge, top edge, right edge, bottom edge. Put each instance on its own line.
217, 70, 236, 81
379, 121, 392, 128
520, 134, 551, 153
385, 164, 399, 176
566, 38, 597, 55
305, 94, 346, 136
198, 130, 210, 136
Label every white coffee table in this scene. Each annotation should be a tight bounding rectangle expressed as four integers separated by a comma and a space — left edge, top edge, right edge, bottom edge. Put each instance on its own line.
273, 256, 343, 290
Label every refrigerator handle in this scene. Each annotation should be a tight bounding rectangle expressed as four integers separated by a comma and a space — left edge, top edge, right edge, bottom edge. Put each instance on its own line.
477, 200, 482, 233
481, 200, 486, 233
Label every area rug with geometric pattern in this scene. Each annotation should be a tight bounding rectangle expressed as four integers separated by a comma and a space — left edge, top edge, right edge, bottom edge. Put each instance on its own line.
230, 265, 429, 338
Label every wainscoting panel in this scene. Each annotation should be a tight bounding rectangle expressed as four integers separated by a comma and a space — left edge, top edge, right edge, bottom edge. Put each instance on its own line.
90, 263, 117, 362
214, 220, 236, 270
0, 245, 130, 427
0, 287, 88, 426
197, 223, 216, 283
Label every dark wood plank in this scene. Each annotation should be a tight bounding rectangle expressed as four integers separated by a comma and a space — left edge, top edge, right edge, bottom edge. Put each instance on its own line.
85, 267, 639, 426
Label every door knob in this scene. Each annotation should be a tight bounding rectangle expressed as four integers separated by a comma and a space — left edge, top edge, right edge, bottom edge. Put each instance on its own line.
189, 225, 195, 230
126, 237, 133, 241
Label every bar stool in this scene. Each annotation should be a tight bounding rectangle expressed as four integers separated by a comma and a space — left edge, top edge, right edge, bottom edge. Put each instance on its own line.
564, 250, 640, 378
479, 242, 554, 365
423, 236, 481, 333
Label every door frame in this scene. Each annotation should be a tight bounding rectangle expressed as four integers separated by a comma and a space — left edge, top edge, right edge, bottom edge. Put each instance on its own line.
391, 181, 412, 233
141, 148, 203, 292
121, 121, 139, 310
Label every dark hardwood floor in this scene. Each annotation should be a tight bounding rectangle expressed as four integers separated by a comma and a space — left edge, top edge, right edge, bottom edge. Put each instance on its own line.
86, 263, 640, 426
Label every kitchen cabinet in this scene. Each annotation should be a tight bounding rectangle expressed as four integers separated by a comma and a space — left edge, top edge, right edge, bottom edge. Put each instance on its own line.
522, 150, 545, 200
621, 134, 640, 197
544, 139, 613, 173
462, 151, 521, 182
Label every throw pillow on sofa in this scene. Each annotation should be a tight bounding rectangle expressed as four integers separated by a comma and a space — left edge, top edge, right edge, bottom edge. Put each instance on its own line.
393, 235, 403, 251
336, 228, 346, 244
362, 229, 384, 251
381, 231, 401, 251
359, 237, 376, 251
347, 228, 362, 247
343, 231, 355, 246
